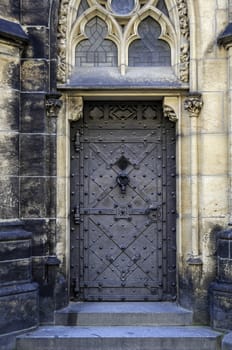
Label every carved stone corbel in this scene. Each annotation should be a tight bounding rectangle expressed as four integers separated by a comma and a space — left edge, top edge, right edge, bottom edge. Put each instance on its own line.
68, 96, 83, 122
184, 94, 203, 117
163, 97, 179, 122
46, 93, 63, 118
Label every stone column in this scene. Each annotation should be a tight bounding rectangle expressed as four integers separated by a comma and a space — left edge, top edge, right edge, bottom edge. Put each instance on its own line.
0, 18, 39, 350
209, 20, 232, 332
210, 228, 232, 330
218, 24, 232, 224
0, 19, 28, 220
184, 94, 203, 263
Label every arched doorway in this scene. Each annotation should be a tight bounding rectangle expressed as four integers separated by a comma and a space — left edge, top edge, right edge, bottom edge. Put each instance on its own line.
56, 0, 189, 304
70, 100, 176, 301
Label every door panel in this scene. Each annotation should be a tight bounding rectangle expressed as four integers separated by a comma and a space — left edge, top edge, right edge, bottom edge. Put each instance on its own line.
70, 101, 176, 301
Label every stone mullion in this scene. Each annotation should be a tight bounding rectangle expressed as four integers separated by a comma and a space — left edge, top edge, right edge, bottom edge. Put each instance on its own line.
189, 116, 199, 259
228, 45, 232, 224
184, 94, 203, 263
218, 24, 232, 224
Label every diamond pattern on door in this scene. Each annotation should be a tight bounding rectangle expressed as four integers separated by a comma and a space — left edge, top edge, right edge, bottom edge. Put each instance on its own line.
70, 101, 176, 301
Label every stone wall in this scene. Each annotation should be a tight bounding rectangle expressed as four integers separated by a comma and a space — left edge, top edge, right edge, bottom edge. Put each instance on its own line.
0, 2, 67, 347
0, 2, 231, 349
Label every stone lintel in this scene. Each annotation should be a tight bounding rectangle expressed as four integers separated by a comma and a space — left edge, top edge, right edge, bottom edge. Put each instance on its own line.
0, 18, 28, 46
218, 23, 232, 48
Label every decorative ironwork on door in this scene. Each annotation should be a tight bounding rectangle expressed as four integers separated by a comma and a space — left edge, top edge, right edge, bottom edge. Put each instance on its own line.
70, 101, 176, 301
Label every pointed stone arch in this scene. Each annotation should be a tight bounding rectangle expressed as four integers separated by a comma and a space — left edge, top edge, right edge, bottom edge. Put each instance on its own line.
57, 0, 190, 84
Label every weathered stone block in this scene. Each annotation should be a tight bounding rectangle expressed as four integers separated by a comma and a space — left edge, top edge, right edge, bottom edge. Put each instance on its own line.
200, 92, 225, 133
0, 283, 38, 334
0, 133, 18, 176
199, 175, 227, 218
218, 239, 230, 258
0, 259, 31, 285
20, 93, 46, 133
199, 134, 227, 176
24, 219, 56, 256
0, 226, 32, 285
210, 282, 232, 330
23, 26, 49, 59
21, 60, 49, 92
21, 0, 50, 25
0, 54, 20, 89
218, 259, 232, 282
0, 176, 19, 219
223, 332, 232, 350
0, 89, 19, 131
20, 177, 55, 218
20, 134, 46, 176
0, 239, 30, 262
0, 0, 20, 20
20, 134, 56, 176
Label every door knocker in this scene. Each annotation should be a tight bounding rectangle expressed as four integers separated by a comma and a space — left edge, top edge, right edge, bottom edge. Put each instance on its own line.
116, 172, 130, 194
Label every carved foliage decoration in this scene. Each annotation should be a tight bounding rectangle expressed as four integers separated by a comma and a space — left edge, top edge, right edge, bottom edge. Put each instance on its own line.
184, 94, 203, 117
177, 0, 190, 83
57, 0, 69, 83
57, 0, 190, 84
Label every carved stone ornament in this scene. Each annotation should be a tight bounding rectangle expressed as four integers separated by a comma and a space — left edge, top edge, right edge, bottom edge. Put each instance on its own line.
177, 0, 190, 83
68, 96, 84, 122
57, 0, 190, 84
163, 105, 178, 122
184, 94, 203, 117
57, 0, 69, 83
46, 93, 63, 118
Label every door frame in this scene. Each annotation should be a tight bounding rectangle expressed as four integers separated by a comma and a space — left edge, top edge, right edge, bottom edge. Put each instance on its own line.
56, 89, 191, 302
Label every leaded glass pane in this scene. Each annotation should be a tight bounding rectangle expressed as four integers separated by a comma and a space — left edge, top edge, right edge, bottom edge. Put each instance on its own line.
77, 0, 89, 18
156, 0, 169, 18
128, 17, 171, 67
111, 0, 135, 14
75, 17, 118, 67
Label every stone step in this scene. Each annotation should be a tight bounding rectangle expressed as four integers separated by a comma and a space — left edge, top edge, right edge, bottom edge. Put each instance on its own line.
16, 326, 222, 350
55, 302, 193, 326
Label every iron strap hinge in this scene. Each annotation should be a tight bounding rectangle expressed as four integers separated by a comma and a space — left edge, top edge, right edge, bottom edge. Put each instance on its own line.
73, 206, 80, 224
74, 131, 80, 153
80, 207, 160, 215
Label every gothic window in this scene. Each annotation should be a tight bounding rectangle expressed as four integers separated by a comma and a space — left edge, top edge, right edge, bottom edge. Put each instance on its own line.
128, 17, 171, 67
156, 0, 169, 18
75, 17, 118, 67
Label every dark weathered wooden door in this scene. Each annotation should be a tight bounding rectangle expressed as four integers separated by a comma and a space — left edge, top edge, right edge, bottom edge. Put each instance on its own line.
70, 101, 176, 301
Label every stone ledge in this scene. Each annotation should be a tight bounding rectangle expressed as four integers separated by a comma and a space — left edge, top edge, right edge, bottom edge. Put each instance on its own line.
0, 18, 28, 45
16, 326, 222, 350
223, 332, 232, 350
218, 23, 232, 48
0, 282, 38, 297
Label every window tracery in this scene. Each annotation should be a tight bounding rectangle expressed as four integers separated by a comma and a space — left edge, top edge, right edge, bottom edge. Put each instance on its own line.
57, 0, 190, 84
128, 17, 171, 67
75, 17, 118, 67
